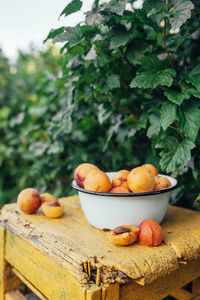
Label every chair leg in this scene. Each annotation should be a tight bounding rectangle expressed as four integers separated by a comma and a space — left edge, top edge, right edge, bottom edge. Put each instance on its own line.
168, 277, 200, 300
192, 277, 200, 296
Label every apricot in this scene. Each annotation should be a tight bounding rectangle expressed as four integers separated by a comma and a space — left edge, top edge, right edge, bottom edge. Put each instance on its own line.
143, 164, 158, 176
17, 188, 41, 214
110, 187, 130, 193
110, 225, 139, 246
40, 192, 58, 203
154, 176, 171, 191
127, 166, 155, 193
74, 163, 99, 188
41, 201, 64, 218
84, 169, 112, 193
112, 170, 130, 190
139, 219, 163, 246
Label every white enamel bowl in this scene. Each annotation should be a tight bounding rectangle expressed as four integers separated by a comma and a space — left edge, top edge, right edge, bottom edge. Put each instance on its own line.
72, 172, 178, 229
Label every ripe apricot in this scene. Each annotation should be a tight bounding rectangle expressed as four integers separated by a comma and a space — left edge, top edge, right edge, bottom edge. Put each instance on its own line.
139, 219, 163, 246
41, 201, 64, 218
110, 225, 139, 246
127, 166, 155, 193
154, 176, 171, 191
40, 192, 58, 203
84, 169, 112, 193
143, 164, 158, 176
112, 170, 130, 190
74, 163, 99, 188
17, 188, 41, 214
110, 187, 130, 193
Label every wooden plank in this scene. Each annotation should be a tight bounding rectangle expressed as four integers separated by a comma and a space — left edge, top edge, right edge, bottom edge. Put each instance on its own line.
86, 286, 101, 300
1, 196, 200, 285
5, 231, 86, 300
12, 269, 47, 300
101, 283, 119, 300
170, 288, 192, 300
4, 265, 21, 294
119, 258, 200, 300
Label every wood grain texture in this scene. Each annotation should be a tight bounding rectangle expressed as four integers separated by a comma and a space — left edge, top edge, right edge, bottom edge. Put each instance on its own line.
1, 195, 200, 287
4, 231, 86, 300
119, 258, 200, 300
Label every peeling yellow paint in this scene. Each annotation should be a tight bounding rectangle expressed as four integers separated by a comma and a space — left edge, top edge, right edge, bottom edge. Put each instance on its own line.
1, 196, 200, 299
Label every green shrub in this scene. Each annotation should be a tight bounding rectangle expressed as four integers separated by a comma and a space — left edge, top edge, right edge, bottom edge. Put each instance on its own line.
0, 46, 67, 205
45, 0, 200, 208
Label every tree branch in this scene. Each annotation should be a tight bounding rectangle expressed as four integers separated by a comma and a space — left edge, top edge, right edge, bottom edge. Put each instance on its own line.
163, 18, 175, 70
95, 90, 139, 119
111, 98, 139, 119
170, 122, 184, 139
119, 48, 134, 69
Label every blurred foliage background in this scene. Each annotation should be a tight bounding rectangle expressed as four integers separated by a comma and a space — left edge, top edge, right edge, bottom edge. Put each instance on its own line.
0, 44, 144, 205
0, 0, 200, 210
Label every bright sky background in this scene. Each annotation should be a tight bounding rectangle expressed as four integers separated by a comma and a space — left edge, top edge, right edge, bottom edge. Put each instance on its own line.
0, 0, 94, 59
0, 0, 143, 60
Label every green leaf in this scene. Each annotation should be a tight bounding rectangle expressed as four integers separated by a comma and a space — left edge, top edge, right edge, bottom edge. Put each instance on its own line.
130, 68, 176, 89
147, 114, 161, 138
60, 0, 82, 17
180, 81, 200, 99
97, 104, 112, 125
190, 90, 200, 98
170, 0, 194, 31
110, 26, 131, 49
53, 26, 83, 46
47, 142, 64, 154
85, 11, 105, 26
158, 137, 195, 173
186, 65, 200, 91
130, 56, 176, 89
164, 90, 190, 105
44, 27, 65, 43
161, 102, 177, 131
103, 116, 123, 151
147, 7, 165, 18
179, 102, 200, 141
85, 45, 97, 60
143, 25, 156, 40
105, 0, 127, 16
106, 74, 120, 90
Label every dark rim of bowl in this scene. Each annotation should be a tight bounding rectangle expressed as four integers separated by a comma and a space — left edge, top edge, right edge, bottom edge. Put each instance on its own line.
71, 179, 178, 197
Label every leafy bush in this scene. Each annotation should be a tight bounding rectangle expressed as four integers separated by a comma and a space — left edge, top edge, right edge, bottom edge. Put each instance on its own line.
46, 0, 200, 208
0, 46, 67, 205
0, 0, 200, 210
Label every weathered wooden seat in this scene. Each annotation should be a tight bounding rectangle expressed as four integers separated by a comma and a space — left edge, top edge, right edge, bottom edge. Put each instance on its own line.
0, 195, 200, 299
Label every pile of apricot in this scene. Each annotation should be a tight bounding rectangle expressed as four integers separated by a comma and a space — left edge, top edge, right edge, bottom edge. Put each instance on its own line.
74, 163, 171, 193
17, 189, 63, 218
110, 219, 163, 247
